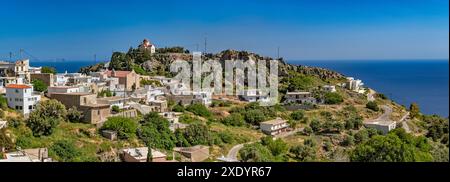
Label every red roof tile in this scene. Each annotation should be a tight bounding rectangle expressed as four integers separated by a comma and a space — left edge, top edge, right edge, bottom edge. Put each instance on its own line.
5, 84, 32, 89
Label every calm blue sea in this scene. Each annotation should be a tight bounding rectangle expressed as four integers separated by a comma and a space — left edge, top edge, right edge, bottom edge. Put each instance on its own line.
289, 60, 449, 117
31, 60, 103, 73
30, 60, 449, 117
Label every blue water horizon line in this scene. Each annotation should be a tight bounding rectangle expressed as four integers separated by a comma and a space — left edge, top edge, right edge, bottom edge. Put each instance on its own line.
287, 58, 449, 63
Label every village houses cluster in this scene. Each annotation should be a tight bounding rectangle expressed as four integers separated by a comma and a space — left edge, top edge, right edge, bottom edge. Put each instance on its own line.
1, 39, 375, 162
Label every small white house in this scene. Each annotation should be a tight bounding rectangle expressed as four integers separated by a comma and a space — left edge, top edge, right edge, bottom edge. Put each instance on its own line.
323, 85, 336, 92
346, 77, 364, 92
5, 84, 41, 116
284, 91, 317, 104
364, 121, 396, 134
240, 89, 270, 103
260, 118, 289, 136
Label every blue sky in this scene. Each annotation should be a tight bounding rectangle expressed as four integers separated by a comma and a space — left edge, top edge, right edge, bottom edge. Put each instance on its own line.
0, 0, 448, 61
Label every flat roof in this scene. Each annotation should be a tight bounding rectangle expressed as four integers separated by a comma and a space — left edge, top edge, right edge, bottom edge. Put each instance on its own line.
261, 118, 287, 125
122, 147, 166, 159
286, 91, 310, 95
365, 120, 396, 126
51, 92, 93, 96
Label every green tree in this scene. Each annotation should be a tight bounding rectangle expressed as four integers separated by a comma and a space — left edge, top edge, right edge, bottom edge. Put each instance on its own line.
310, 119, 321, 133
239, 143, 275, 162
354, 129, 370, 144
32, 79, 47, 92
186, 103, 211, 118
66, 106, 83, 123
26, 100, 67, 136
138, 113, 175, 150
266, 138, 289, 156
290, 110, 305, 120
244, 109, 267, 125
324, 92, 343, 105
350, 129, 433, 162
221, 113, 245, 126
410, 103, 421, 119
0, 128, 14, 151
341, 135, 355, 146
111, 105, 120, 113
366, 101, 380, 111
172, 104, 185, 112
41, 66, 57, 74
182, 123, 212, 146
289, 140, 317, 162
101, 117, 138, 139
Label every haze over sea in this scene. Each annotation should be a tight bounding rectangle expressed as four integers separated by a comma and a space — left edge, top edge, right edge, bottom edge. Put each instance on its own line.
30, 60, 449, 117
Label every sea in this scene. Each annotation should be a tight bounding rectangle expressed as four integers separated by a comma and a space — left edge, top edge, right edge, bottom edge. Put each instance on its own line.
30, 60, 449, 117
289, 60, 449, 117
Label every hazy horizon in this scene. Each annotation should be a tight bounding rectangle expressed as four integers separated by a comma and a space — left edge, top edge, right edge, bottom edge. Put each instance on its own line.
1, 0, 448, 61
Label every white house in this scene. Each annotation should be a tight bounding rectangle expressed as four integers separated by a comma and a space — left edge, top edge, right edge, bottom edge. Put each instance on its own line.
260, 118, 289, 136
240, 89, 270, 103
323, 85, 336, 92
346, 77, 364, 92
55, 72, 69, 86
364, 121, 396, 134
284, 91, 317, 104
5, 84, 41, 115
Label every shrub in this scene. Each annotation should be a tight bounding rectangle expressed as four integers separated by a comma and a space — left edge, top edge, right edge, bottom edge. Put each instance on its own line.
221, 113, 245, 126
0, 95, 7, 109
101, 117, 137, 139
111, 105, 120, 113
324, 92, 343, 105
32, 79, 47, 92
41, 66, 57, 74
366, 101, 379, 111
26, 100, 67, 136
67, 106, 83, 123
172, 104, 185, 112
186, 103, 211, 117
290, 110, 305, 120
49, 140, 80, 162
244, 109, 267, 125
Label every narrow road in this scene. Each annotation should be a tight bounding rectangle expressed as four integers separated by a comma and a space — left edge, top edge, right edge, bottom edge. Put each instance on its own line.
374, 105, 392, 122
226, 143, 248, 161
399, 112, 411, 133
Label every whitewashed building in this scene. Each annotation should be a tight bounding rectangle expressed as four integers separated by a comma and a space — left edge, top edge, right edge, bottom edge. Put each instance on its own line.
240, 89, 270, 103
323, 85, 336, 92
260, 118, 289, 136
5, 84, 41, 115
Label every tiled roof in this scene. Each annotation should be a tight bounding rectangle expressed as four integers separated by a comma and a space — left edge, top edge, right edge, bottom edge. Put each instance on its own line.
5, 84, 31, 89
104, 70, 131, 78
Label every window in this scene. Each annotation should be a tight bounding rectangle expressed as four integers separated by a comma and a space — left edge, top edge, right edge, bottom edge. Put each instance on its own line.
15, 106, 19, 109
19, 106, 22, 110
29, 105, 32, 110
97, 110, 100, 115
15, 89, 19, 93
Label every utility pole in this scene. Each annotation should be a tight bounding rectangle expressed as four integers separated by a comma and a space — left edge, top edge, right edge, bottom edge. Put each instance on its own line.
277, 46, 280, 60
203, 33, 208, 54
94, 54, 97, 62
9, 52, 12, 61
